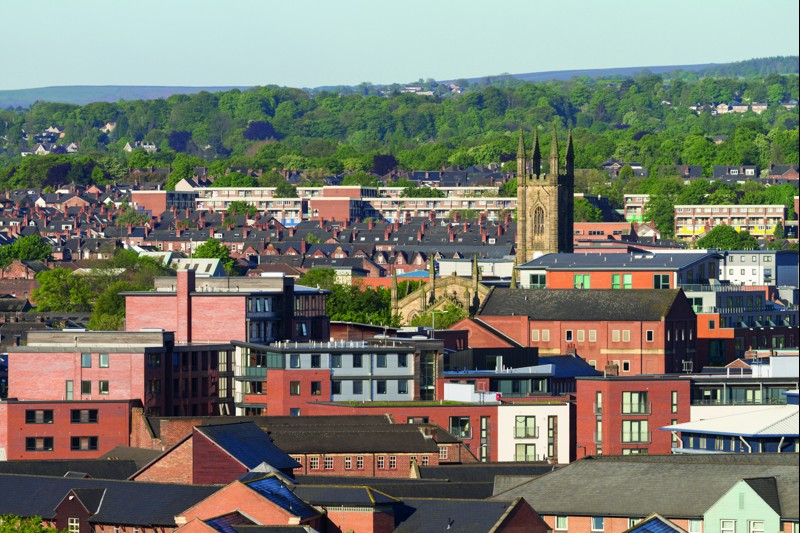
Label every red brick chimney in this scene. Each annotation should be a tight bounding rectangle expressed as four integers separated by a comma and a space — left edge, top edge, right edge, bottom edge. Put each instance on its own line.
368, 218, 375, 230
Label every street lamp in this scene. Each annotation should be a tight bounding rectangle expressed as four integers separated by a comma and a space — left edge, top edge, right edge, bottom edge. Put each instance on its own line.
430, 310, 440, 340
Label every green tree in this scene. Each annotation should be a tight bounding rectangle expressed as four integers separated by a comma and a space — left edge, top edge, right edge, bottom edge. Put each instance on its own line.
617, 164, 635, 182
115, 204, 150, 227
87, 280, 145, 331
192, 238, 236, 274
32, 269, 93, 312
226, 200, 258, 217
573, 197, 603, 222
0, 234, 51, 266
274, 181, 298, 198
0, 515, 64, 533
696, 225, 759, 250
299, 268, 336, 290
409, 303, 467, 330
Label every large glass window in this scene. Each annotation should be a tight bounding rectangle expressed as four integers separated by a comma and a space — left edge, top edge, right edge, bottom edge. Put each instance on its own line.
574, 274, 590, 289
514, 443, 536, 462
71, 409, 99, 423
81, 353, 91, 368
449, 416, 471, 439
653, 274, 670, 289
591, 516, 604, 531
514, 416, 537, 438
622, 420, 649, 443
25, 410, 54, 424
622, 391, 649, 414
99, 353, 109, 368
529, 274, 546, 288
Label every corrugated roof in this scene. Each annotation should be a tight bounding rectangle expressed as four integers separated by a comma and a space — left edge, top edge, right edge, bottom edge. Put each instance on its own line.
662, 405, 799, 437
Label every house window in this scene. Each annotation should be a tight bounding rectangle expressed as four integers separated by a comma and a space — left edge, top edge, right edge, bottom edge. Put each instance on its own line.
309, 457, 319, 470
541, 330, 550, 342
331, 381, 341, 395
25, 437, 54, 452
398, 379, 408, 395
356, 456, 364, 469
514, 416, 537, 438
99, 353, 109, 368
555, 516, 568, 530
68, 518, 80, 533
529, 274, 546, 288
612, 274, 621, 289
565, 330, 573, 342
612, 330, 620, 342
389, 456, 397, 469
720, 520, 735, 533
376, 354, 387, 368
81, 353, 91, 368
311, 354, 321, 368
574, 274, 590, 289
439, 446, 448, 459
622, 361, 631, 372
622, 420, 649, 443
377, 456, 385, 469
671, 391, 678, 413
330, 354, 341, 368
99, 381, 109, 395
353, 354, 363, 368
622, 391, 648, 414
290, 354, 301, 368
25, 410, 54, 424
311, 381, 322, 396
81, 380, 92, 395
398, 353, 408, 367
653, 274, 670, 289
531, 330, 540, 341
628, 518, 643, 527
589, 330, 596, 342
622, 330, 630, 342
577, 330, 585, 342
324, 457, 334, 469
646, 330, 654, 342
345, 456, 352, 469
591, 516, 604, 531
70, 436, 99, 451
449, 416, 471, 439
289, 381, 301, 395
377, 380, 387, 394
71, 409, 98, 423
687, 520, 702, 533
515, 443, 536, 461
352, 380, 363, 395
421, 455, 429, 465
623, 274, 632, 289
709, 319, 716, 330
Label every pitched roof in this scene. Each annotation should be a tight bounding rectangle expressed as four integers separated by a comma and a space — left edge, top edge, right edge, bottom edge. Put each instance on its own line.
292, 485, 399, 507
196, 422, 300, 471
241, 476, 320, 520
294, 475, 494, 500
393, 498, 522, 533
490, 454, 799, 520
743, 477, 782, 515
0, 474, 219, 525
623, 513, 687, 533
479, 288, 686, 322
0, 459, 139, 479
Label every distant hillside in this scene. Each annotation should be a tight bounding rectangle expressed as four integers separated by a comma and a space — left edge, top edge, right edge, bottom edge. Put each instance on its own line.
0, 85, 250, 109
1, 57, 797, 108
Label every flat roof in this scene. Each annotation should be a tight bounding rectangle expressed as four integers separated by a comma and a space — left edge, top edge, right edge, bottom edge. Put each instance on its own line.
517, 252, 719, 271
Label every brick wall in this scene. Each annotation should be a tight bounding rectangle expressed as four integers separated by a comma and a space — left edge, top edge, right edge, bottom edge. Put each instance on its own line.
133, 437, 194, 484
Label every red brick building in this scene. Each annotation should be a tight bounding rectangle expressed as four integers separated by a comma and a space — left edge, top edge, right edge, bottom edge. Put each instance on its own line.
124, 269, 330, 344
7, 330, 234, 417
575, 376, 691, 457
474, 289, 698, 375
0, 399, 134, 460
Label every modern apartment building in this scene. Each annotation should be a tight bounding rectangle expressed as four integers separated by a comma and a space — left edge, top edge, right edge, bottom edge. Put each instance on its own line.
674, 204, 786, 240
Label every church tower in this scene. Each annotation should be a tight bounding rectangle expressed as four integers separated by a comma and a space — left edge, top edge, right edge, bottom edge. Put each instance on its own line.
515, 125, 574, 265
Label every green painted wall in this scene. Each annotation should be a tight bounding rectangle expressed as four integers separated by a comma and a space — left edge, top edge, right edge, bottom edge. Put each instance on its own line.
704, 479, 780, 533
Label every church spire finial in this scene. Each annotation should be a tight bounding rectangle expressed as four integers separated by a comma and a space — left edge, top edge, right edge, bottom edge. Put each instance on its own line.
566, 128, 574, 176
517, 129, 526, 159
531, 127, 541, 176
517, 129, 526, 183
549, 124, 559, 175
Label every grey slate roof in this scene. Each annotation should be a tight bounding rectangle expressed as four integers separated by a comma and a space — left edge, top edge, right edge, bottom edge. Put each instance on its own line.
744, 477, 782, 516
479, 288, 687, 322
293, 476, 494, 499
269, 425, 439, 454
490, 454, 799, 520
0, 474, 219, 525
517, 252, 719, 271
0, 459, 139, 479
293, 485, 399, 507
393, 498, 521, 533
418, 463, 556, 482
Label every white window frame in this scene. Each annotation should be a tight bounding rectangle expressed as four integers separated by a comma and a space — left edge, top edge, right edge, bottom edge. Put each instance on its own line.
720, 519, 736, 533
591, 516, 604, 532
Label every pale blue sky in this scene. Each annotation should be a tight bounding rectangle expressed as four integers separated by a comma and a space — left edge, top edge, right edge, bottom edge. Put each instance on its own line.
3, 0, 798, 90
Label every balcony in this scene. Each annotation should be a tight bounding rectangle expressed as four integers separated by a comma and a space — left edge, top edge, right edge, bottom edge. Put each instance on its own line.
621, 403, 651, 415
621, 431, 652, 444
514, 454, 538, 462
514, 427, 539, 439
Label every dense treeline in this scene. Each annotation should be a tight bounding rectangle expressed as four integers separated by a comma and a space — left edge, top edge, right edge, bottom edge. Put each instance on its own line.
0, 61, 797, 194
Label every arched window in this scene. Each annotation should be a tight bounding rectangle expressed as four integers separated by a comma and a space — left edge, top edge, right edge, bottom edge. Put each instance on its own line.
533, 206, 545, 235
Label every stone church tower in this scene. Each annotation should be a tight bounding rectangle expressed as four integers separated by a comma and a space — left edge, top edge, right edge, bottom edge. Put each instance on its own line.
515, 126, 574, 265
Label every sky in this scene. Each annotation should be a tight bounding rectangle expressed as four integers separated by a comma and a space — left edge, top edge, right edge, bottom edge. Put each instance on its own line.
3, 0, 798, 91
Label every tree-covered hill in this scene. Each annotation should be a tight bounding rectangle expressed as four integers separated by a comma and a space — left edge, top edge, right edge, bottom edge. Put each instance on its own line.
0, 59, 796, 195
